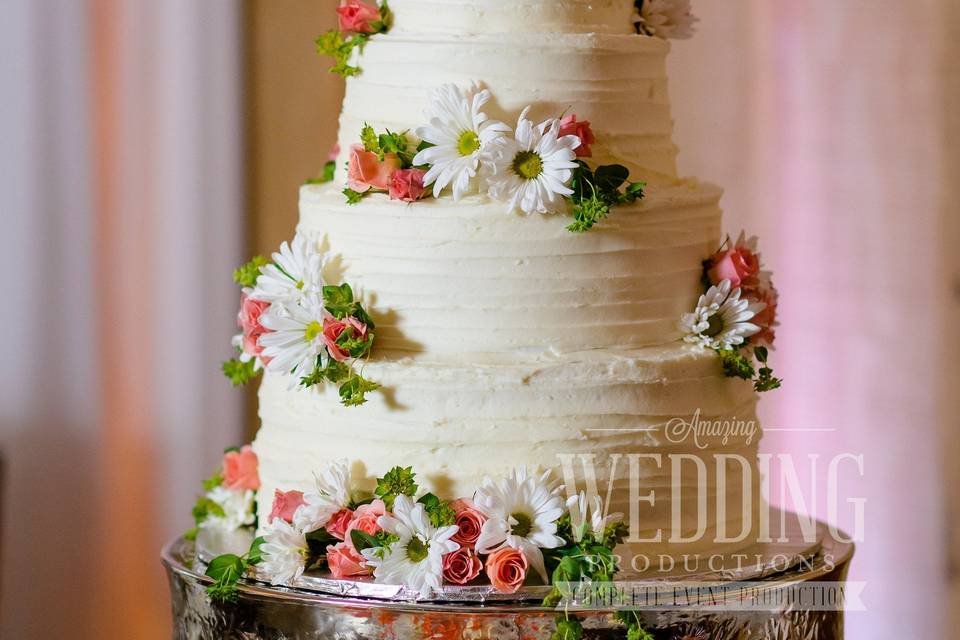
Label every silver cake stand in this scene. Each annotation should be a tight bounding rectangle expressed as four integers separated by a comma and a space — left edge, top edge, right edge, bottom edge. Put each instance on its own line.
163, 513, 854, 639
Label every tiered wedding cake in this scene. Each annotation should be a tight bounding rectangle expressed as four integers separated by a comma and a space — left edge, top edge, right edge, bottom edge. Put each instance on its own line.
251, 0, 769, 564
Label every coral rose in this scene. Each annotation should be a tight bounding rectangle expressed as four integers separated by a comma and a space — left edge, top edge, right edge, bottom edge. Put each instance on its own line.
388, 168, 427, 202
449, 498, 486, 548
347, 144, 401, 192
707, 244, 760, 289
336, 0, 380, 35
558, 114, 595, 158
268, 489, 305, 524
485, 547, 528, 594
222, 445, 260, 491
326, 508, 355, 541
238, 293, 271, 357
442, 547, 483, 585
322, 316, 370, 362
345, 499, 386, 552
326, 542, 371, 578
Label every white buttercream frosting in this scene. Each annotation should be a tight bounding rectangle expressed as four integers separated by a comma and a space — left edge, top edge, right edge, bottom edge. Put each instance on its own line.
299, 180, 722, 357
334, 31, 678, 180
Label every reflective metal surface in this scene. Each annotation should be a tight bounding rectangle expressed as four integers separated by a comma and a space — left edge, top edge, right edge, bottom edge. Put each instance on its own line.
164, 514, 854, 639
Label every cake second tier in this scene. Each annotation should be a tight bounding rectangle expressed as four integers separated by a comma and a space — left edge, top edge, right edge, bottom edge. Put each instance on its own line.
300, 179, 723, 358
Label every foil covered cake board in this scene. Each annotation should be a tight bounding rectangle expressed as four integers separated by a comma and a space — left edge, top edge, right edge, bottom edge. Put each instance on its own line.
164, 513, 854, 639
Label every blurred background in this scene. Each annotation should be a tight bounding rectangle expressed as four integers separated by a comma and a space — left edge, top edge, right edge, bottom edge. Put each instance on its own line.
1, 0, 956, 637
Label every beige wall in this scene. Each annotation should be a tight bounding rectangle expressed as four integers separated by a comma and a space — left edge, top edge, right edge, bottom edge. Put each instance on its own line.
245, 0, 344, 256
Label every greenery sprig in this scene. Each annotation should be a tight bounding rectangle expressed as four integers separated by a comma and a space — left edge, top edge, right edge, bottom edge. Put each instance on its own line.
567, 161, 645, 232
717, 345, 782, 392
542, 512, 652, 640
184, 469, 227, 541
315, 2, 391, 78
374, 466, 418, 509
205, 536, 265, 603
305, 160, 337, 186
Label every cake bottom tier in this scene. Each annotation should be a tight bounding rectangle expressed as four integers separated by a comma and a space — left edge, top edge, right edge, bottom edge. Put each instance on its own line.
253, 345, 764, 560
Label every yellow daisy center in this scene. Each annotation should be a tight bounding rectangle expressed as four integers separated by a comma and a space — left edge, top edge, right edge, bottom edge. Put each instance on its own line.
304, 320, 324, 342
457, 130, 481, 156
512, 151, 543, 180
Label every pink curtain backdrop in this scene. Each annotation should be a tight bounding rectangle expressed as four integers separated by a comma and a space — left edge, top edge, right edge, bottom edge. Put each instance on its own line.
670, 1, 956, 636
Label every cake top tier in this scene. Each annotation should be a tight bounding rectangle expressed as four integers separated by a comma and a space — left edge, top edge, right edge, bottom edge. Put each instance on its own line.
388, 0, 637, 35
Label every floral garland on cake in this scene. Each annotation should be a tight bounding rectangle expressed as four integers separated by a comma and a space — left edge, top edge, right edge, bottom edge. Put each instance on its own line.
335, 83, 646, 232
316, 0, 391, 77
680, 232, 783, 392
222, 232, 380, 406
193, 452, 654, 639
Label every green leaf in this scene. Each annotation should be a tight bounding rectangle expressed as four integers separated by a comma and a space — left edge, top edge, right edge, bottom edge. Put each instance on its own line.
755, 345, 769, 363
716, 348, 756, 380
416, 140, 435, 152
375, 466, 418, 509
184, 527, 199, 541
552, 616, 584, 640
360, 123, 379, 153
350, 529, 381, 554
202, 471, 224, 492
233, 255, 269, 288
623, 181, 646, 202
378, 130, 407, 155
305, 160, 337, 185
343, 187, 365, 204
246, 537, 266, 565
305, 528, 339, 555
323, 283, 355, 318
418, 493, 457, 527
567, 195, 611, 233
205, 553, 248, 603
594, 164, 629, 193
339, 373, 381, 406
222, 358, 261, 386
351, 301, 376, 329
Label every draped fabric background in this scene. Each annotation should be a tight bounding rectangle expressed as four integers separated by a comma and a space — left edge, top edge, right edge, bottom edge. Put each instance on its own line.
0, 0, 956, 637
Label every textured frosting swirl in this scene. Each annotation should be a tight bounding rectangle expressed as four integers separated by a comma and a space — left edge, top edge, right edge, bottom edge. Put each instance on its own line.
299, 180, 722, 358
333, 32, 677, 180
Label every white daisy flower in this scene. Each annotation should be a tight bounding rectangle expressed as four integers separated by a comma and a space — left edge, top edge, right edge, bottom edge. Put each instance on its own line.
473, 466, 566, 582
566, 491, 623, 543
257, 518, 308, 586
294, 459, 353, 532
412, 83, 509, 200
633, 0, 698, 40
361, 494, 459, 597
680, 279, 765, 350
486, 108, 581, 216
200, 486, 256, 533
252, 232, 327, 305
258, 298, 332, 380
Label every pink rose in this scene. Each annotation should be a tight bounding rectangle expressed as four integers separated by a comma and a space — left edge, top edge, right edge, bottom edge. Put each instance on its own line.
450, 499, 486, 548
388, 168, 427, 202
347, 144, 401, 192
222, 445, 260, 491
442, 547, 483, 585
328, 143, 341, 162
326, 508, 355, 541
746, 285, 778, 346
558, 114, 595, 158
268, 489, 305, 524
326, 542, 371, 578
336, 0, 381, 35
238, 293, 271, 358
345, 499, 387, 552
322, 316, 370, 363
707, 245, 761, 289
485, 548, 528, 594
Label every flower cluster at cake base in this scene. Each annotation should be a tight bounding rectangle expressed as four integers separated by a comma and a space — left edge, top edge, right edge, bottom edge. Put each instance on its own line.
340, 83, 646, 233
190, 454, 656, 638
680, 232, 782, 392
222, 232, 380, 406
315, 0, 391, 77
